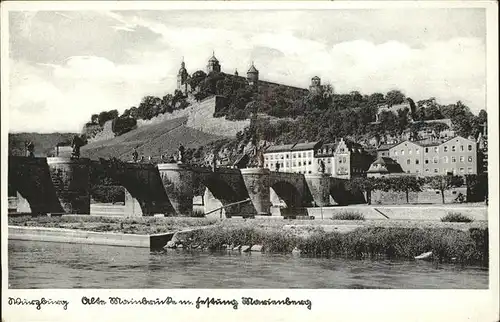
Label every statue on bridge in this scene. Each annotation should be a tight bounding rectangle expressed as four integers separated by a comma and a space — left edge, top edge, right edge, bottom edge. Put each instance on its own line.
178, 143, 186, 164
132, 148, 139, 162
275, 161, 280, 172
25, 141, 35, 158
319, 159, 326, 174
71, 135, 84, 159
212, 150, 218, 171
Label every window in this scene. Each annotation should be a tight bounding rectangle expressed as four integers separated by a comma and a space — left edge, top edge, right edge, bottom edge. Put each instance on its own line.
381, 152, 386, 156
394, 151, 398, 156
460, 145, 464, 151
265, 156, 269, 160
271, 155, 274, 160
298, 162, 302, 166
308, 161, 312, 165
407, 159, 411, 164
416, 170, 420, 173
460, 167, 465, 173
409, 149, 412, 154
416, 159, 419, 164
443, 156, 448, 163
327, 159, 331, 163
280, 155, 284, 160
339, 159, 342, 164
292, 162, 296, 167
286, 154, 289, 159
468, 156, 473, 163
264, 163, 268, 168
434, 169, 438, 173
308, 171, 312, 174
425, 168, 430, 173
444, 146, 448, 152
433, 157, 438, 163
434, 147, 439, 153
416, 148, 420, 154
286, 162, 289, 167
468, 167, 473, 173
460, 156, 464, 162
452, 156, 456, 163
468, 144, 472, 151
452, 145, 456, 152
425, 147, 429, 153
401, 150, 405, 155
308, 152, 312, 157
425, 159, 429, 164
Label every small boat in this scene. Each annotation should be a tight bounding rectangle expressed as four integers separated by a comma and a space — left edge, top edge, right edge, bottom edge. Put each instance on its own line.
415, 251, 433, 260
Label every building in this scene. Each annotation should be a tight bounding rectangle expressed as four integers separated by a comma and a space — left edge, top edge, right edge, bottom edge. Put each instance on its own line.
177, 53, 325, 98
264, 142, 321, 174
333, 138, 374, 179
314, 142, 337, 175
378, 136, 478, 176
264, 139, 373, 178
374, 99, 413, 123
477, 122, 488, 174
366, 157, 405, 178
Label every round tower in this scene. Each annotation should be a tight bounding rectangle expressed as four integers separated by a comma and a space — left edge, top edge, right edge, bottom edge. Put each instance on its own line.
207, 52, 221, 73
309, 76, 322, 94
247, 62, 259, 85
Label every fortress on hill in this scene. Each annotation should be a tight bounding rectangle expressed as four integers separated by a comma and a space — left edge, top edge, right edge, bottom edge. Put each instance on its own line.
176, 52, 326, 97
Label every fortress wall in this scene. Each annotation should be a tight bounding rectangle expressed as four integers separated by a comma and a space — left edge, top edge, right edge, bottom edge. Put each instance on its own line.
87, 120, 115, 143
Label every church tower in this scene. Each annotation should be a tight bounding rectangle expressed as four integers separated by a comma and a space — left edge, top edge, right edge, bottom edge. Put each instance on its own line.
207, 52, 221, 73
247, 62, 259, 85
177, 59, 189, 95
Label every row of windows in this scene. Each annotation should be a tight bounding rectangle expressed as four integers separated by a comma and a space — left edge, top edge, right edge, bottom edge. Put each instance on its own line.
265, 152, 313, 160
392, 144, 474, 156
422, 167, 474, 174
421, 156, 474, 164
265, 160, 314, 168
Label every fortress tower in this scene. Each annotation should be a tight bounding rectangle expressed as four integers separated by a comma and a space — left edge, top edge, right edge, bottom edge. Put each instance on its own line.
247, 62, 259, 85
207, 52, 221, 73
177, 59, 189, 95
309, 76, 322, 95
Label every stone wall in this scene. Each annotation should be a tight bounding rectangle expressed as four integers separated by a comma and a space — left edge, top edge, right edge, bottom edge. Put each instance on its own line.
370, 187, 468, 205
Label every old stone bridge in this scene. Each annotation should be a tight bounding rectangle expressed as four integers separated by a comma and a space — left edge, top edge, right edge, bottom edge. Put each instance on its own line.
8, 156, 361, 217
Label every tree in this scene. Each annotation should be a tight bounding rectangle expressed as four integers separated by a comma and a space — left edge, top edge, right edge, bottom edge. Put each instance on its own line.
385, 90, 406, 107
367, 93, 385, 106
188, 70, 207, 90
390, 176, 424, 203
426, 175, 464, 204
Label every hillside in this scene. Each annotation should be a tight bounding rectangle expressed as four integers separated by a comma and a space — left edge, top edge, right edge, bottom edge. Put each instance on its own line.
8, 132, 78, 157
80, 116, 224, 161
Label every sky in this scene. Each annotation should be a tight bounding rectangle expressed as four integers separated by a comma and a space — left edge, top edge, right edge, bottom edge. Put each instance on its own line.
8, 8, 487, 133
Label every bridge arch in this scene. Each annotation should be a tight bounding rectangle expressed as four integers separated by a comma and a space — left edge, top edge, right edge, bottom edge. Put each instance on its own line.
270, 181, 304, 208
93, 160, 175, 216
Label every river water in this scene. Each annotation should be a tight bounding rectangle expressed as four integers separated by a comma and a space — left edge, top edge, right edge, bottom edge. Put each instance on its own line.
8, 240, 488, 289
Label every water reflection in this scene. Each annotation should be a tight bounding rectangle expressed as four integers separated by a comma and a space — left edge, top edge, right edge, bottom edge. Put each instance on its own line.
8, 240, 488, 289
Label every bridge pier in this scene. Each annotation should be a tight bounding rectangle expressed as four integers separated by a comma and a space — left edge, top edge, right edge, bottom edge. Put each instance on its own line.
304, 173, 331, 207
157, 163, 194, 216
240, 168, 272, 215
47, 157, 91, 214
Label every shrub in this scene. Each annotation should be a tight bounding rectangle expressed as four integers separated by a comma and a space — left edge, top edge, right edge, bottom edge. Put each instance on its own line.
441, 212, 473, 223
332, 211, 365, 221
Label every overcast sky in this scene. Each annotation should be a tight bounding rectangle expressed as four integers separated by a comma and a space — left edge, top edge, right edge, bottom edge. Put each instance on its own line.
8, 8, 486, 133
